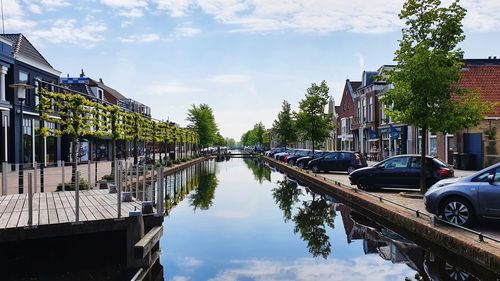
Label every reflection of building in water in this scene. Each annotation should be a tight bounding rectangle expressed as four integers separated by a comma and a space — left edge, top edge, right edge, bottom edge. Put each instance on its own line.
335, 204, 480, 281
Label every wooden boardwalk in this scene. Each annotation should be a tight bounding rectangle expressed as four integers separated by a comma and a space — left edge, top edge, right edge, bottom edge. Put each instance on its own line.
0, 189, 143, 230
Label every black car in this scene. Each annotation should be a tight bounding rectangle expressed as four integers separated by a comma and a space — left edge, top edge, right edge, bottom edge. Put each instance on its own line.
308, 151, 367, 174
349, 154, 454, 191
285, 150, 312, 165
295, 151, 327, 169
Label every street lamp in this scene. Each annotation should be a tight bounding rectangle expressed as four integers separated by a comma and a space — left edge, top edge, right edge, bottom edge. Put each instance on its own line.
10, 83, 34, 194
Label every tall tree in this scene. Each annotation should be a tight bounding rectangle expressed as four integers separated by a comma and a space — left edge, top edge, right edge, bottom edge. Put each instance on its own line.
384, 0, 491, 192
187, 104, 218, 149
272, 100, 297, 147
295, 81, 333, 153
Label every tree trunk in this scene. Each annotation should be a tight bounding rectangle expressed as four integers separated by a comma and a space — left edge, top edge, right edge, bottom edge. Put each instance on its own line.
420, 127, 427, 193
133, 138, 138, 165
71, 136, 78, 184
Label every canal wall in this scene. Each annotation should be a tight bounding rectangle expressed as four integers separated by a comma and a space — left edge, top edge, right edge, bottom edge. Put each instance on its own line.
262, 156, 500, 275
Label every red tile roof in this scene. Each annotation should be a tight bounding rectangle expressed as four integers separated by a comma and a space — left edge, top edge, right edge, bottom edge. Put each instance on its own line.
458, 64, 500, 117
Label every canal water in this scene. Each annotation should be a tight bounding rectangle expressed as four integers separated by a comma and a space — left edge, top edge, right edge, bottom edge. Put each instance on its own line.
159, 157, 492, 281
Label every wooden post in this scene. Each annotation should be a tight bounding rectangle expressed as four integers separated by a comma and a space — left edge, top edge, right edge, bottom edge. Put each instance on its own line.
135, 164, 139, 199
33, 162, 37, 193
156, 167, 164, 216
27, 172, 33, 226
75, 171, 80, 223
2, 162, 7, 195
149, 165, 154, 202
61, 161, 65, 192
126, 212, 144, 268
125, 161, 128, 193
94, 161, 98, 188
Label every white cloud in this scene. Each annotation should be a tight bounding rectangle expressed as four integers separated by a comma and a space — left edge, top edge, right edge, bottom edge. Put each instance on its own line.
155, 0, 193, 17
100, 0, 148, 19
354, 53, 365, 71
119, 33, 161, 43
178, 256, 203, 268
26, 4, 42, 14
207, 256, 415, 281
30, 19, 107, 48
173, 26, 202, 37
150, 0, 500, 33
39, 0, 70, 7
208, 74, 251, 84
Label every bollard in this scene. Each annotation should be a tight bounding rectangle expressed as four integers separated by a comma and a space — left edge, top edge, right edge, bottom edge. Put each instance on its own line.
416, 210, 420, 218
61, 161, 65, 192
88, 160, 92, 189
75, 171, 80, 223
478, 233, 484, 242
27, 172, 33, 226
430, 214, 436, 226
2, 162, 7, 195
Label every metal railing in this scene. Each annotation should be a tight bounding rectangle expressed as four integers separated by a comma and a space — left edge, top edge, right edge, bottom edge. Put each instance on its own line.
268, 157, 500, 244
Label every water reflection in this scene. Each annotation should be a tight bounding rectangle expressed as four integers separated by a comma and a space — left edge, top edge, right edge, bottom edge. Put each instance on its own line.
272, 178, 302, 222
243, 158, 271, 183
189, 165, 218, 210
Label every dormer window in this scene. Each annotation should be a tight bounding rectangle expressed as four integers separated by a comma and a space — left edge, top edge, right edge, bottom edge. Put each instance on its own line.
97, 89, 103, 100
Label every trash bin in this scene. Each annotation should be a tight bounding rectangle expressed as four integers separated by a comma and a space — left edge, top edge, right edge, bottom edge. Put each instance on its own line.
453, 152, 460, 169
459, 153, 474, 170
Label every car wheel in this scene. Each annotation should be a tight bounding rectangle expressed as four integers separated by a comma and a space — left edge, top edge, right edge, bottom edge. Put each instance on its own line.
289, 160, 295, 165
347, 166, 355, 174
357, 178, 375, 191
311, 165, 319, 173
297, 162, 305, 169
440, 197, 475, 227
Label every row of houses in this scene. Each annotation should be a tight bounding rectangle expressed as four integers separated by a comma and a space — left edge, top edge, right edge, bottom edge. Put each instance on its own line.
275, 58, 500, 170
0, 33, 154, 168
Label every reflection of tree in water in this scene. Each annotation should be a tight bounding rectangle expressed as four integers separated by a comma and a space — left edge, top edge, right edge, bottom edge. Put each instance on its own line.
293, 193, 336, 259
189, 167, 218, 210
243, 158, 271, 183
272, 178, 302, 222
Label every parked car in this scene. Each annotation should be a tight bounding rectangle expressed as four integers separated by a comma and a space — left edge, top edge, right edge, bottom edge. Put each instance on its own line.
277, 149, 299, 161
295, 151, 328, 169
285, 150, 312, 165
349, 155, 454, 191
308, 151, 367, 174
424, 162, 500, 227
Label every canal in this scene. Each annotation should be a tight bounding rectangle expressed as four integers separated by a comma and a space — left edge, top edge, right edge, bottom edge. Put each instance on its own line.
159, 157, 493, 281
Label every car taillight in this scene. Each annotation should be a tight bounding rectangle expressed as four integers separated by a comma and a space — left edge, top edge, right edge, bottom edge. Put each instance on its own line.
437, 168, 451, 177
354, 155, 361, 165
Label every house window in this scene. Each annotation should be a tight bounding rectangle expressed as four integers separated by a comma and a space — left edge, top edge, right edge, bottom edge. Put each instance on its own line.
97, 89, 103, 100
368, 97, 373, 122
34, 78, 41, 106
362, 98, 366, 122
357, 100, 361, 121
429, 132, 437, 156
19, 71, 30, 105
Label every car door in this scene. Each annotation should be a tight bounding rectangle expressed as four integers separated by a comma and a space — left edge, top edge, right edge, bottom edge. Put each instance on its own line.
374, 156, 411, 188
478, 166, 500, 217
321, 153, 337, 172
335, 152, 351, 171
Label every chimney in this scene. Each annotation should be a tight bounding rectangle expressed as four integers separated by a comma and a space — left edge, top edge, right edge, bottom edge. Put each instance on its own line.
99, 78, 103, 83
80, 69, 85, 77
495, 56, 497, 59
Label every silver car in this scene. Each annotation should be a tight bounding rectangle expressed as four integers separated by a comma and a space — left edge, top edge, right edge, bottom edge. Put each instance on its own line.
424, 162, 500, 227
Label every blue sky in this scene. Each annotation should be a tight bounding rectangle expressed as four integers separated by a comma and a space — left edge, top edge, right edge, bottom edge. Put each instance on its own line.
3, 0, 500, 139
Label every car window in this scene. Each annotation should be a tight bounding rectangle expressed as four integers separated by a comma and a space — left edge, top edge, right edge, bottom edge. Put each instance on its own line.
381, 157, 409, 169
494, 167, 500, 183
324, 153, 336, 160
409, 157, 435, 169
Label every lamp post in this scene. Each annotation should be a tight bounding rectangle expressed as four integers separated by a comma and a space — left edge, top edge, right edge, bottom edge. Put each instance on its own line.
10, 83, 34, 194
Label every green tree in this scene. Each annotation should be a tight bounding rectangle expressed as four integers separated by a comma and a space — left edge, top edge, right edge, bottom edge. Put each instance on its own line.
272, 178, 302, 222
240, 122, 266, 147
384, 0, 491, 192
272, 100, 297, 147
187, 104, 218, 149
295, 81, 333, 153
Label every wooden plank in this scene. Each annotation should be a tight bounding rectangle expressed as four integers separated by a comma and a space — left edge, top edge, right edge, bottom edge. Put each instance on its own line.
0, 199, 15, 228
6, 211, 21, 229
53, 193, 68, 223
38, 193, 49, 225
80, 206, 95, 221
17, 211, 29, 228
47, 208, 58, 224
87, 206, 105, 220
134, 226, 163, 259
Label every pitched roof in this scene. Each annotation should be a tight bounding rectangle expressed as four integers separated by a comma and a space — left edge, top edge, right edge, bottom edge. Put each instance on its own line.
458, 63, 500, 117
0, 33, 53, 68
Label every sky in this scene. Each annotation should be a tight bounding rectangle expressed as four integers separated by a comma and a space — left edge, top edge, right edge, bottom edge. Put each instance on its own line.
2, 0, 500, 140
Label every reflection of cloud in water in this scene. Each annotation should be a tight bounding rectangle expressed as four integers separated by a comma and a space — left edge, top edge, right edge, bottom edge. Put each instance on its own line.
207, 255, 414, 281
210, 210, 251, 220
178, 256, 203, 269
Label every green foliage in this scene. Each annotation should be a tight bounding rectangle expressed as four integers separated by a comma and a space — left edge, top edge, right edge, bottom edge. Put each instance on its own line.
295, 81, 333, 152
167, 160, 174, 167
174, 159, 181, 164
102, 174, 114, 181
384, 0, 490, 192
56, 177, 89, 191
224, 137, 237, 148
272, 100, 297, 146
187, 104, 218, 148
272, 179, 302, 222
189, 170, 218, 210
240, 122, 266, 147
243, 158, 271, 183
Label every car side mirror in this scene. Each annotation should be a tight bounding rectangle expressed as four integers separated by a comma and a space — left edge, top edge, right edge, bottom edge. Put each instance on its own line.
487, 174, 495, 184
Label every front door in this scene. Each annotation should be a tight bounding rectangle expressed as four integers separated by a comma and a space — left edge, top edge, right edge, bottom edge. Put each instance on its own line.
478, 166, 500, 217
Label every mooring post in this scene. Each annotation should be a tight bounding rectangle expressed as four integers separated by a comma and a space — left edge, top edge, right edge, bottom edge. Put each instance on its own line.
61, 161, 65, 192
2, 162, 7, 195
27, 172, 33, 226
75, 171, 80, 223
117, 161, 122, 219
156, 167, 164, 216
135, 164, 139, 199
88, 160, 92, 189
126, 211, 144, 268
33, 162, 38, 194
142, 164, 146, 201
